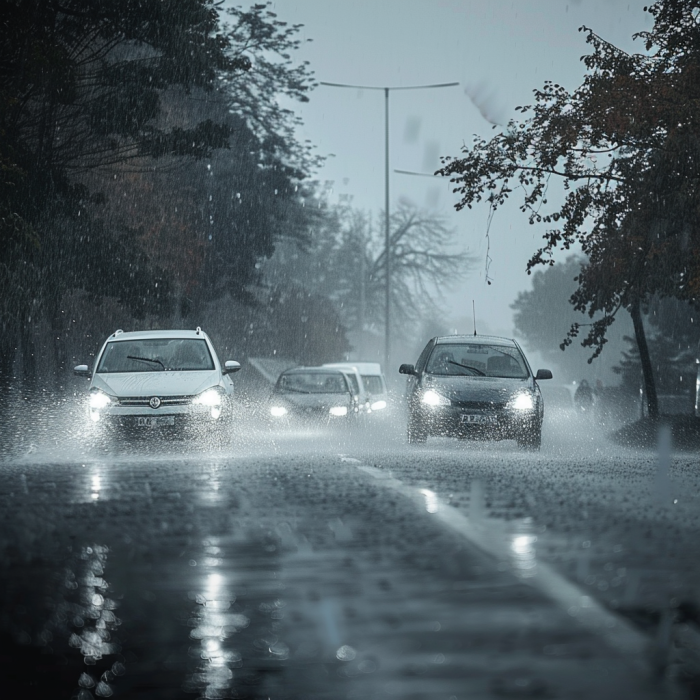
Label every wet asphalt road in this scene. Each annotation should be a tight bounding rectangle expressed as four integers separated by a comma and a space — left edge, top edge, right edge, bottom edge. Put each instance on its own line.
1, 418, 700, 699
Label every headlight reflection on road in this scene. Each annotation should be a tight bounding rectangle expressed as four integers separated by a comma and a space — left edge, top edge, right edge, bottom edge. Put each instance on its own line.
76, 465, 109, 505
186, 538, 246, 699
63, 545, 123, 697
510, 533, 538, 577
91, 473, 101, 501
198, 466, 226, 507
420, 488, 439, 514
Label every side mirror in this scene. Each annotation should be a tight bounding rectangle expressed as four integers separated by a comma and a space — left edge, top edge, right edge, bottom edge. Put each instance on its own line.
74, 364, 90, 378
223, 360, 241, 375
399, 363, 417, 376
535, 369, 553, 380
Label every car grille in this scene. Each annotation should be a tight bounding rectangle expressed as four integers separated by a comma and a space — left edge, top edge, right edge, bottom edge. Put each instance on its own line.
451, 400, 507, 410
117, 395, 193, 407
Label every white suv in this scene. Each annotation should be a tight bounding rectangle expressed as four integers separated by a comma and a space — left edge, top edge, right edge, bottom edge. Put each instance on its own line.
74, 328, 240, 435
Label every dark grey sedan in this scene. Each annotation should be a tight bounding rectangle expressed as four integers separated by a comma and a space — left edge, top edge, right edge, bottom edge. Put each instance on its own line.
399, 335, 552, 449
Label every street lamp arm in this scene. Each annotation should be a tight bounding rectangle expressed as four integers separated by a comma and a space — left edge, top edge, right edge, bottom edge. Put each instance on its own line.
395, 168, 443, 178
320, 81, 459, 91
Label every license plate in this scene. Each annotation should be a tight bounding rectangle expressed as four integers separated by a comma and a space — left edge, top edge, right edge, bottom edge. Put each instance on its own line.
460, 414, 495, 424
137, 416, 175, 427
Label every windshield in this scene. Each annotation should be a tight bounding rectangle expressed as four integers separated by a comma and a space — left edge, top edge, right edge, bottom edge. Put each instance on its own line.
362, 375, 384, 395
97, 339, 214, 373
276, 372, 350, 394
426, 344, 529, 379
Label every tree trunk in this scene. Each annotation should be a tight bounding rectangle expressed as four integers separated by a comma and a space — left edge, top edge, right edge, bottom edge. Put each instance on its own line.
629, 298, 658, 420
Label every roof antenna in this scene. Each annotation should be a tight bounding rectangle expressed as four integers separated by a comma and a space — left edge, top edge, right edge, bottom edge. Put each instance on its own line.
473, 300, 477, 336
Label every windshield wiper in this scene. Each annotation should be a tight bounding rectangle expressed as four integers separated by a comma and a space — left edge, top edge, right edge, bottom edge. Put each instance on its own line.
448, 360, 485, 376
279, 387, 310, 394
127, 355, 165, 371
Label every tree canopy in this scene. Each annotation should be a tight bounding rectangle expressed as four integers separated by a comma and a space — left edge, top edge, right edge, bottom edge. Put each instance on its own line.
0, 0, 316, 387
261, 200, 473, 355
437, 0, 700, 417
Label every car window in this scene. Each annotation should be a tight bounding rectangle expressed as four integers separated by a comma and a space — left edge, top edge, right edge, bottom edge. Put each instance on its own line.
362, 375, 384, 394
426, 344, 528, 379
97, 339, 214, 373
415, 340, 434, 372
276, 372, 349, 394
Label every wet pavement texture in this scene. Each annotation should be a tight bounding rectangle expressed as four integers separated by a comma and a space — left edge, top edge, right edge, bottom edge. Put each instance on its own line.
0, 422, 698, 699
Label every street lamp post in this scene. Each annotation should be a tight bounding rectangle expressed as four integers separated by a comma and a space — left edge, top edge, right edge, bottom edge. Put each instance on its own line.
320, 81, 459, 371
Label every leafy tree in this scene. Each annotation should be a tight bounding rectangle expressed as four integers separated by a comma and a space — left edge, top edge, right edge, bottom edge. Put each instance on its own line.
262, 200, 473, 355
238, 285, 351, 365
219, 2, 319, 174
512, 257, 592, 380
615, 297, 700, 403
512, 256, 633, 382
437, 0, 700, 419
0, 0, 242, 388
0, 1, 316, 391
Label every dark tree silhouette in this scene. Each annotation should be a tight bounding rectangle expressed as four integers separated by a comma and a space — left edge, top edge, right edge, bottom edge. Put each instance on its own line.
438, 0, 700, 419
0, 0, 316, 390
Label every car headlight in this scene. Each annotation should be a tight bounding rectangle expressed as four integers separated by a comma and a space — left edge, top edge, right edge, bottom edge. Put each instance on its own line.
422, 389, 450, 407
89, 390, 112, 410
193, 387, 224, 419
370, 400, 387, 411
510, 393, 535, 410
270, 406, 288, 417
329, 406, 348, 417
193, 387, 223, 407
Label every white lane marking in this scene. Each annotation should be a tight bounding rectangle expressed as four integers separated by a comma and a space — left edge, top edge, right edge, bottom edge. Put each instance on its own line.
352, 461, 653, 677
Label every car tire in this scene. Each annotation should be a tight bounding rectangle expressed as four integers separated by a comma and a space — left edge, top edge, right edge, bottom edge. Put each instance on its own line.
516, 425, 541, 451
407, 410, 428, 444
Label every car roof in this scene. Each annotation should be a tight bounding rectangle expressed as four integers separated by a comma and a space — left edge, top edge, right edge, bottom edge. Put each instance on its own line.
322, 363, 361, 374
434, 334, 518, 348
324, 362, 383, 375
105, 329, 210, 342
282, 366, 346, 374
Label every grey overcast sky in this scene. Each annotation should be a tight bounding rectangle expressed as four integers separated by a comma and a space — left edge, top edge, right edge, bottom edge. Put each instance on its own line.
263, 0, 652, 336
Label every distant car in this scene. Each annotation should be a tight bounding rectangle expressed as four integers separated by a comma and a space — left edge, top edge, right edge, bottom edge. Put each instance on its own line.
321, 363, 369, 413
74, 328, 241, 437
268, 367, 359, 424
399, 335, 552, 449
322, 362, 390, 414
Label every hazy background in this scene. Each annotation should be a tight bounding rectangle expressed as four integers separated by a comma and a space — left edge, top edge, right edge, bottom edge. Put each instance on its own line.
265, 0, 652, 340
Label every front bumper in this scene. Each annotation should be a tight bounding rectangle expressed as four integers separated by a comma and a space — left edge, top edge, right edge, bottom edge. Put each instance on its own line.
415, 404, 540, 439
268, 404, 357, 425
89, 402, 224, 429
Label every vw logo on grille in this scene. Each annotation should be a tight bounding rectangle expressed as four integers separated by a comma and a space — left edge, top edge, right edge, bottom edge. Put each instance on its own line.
149, 396, 161, 409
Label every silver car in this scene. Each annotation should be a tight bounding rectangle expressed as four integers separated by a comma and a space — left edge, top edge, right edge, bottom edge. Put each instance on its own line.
74, 328, 240, 436
268, 367, 360, 425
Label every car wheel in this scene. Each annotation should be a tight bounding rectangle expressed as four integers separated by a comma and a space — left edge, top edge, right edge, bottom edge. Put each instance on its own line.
516, 426, 541, 451
407, 411, 428, 444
